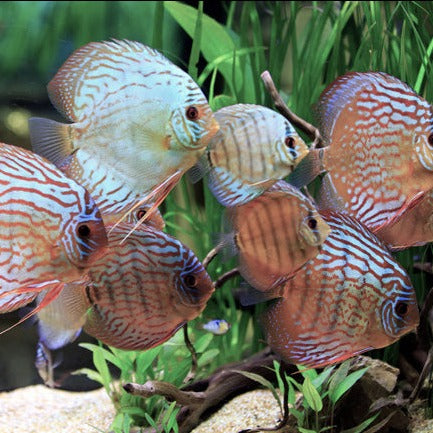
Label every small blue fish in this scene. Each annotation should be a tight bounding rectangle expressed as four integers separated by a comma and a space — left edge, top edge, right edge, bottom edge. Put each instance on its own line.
201, 319, 231, 335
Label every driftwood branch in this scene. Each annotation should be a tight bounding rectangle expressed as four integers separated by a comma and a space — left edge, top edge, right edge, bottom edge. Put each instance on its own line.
261, 70, 323, 149
215, 267, 239, 289
124, 348, 290, 433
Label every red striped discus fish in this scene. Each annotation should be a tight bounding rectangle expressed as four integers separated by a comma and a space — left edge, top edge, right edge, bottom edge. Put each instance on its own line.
0, 143, 107, 314
374, 188, 433, 250
102, 203, 165, 231
35, 223, 214, 351
190, 104, 309, 207
225, 181, 330, 293
29, 39, 219, 219
290, 72, 433, 232
261, 211, 419, 369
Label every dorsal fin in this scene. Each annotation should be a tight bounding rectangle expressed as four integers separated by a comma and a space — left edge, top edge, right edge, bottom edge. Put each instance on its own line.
315, 71, 418, 144
47, 39, 168, 121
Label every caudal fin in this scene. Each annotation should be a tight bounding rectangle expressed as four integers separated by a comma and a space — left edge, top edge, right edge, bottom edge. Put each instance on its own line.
28, 117, 74, 167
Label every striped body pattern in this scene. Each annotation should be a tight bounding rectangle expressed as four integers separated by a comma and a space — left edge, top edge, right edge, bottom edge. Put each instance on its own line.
375, 188, 433, 250
102, 202, 165, 231
29, 39, 219, 216
205, 104, 309, 207
317, 72, 433, 231
0, 143, 107, 313
228, 181, 330, 292
83, 224, 214, 351
262, 211, 419, 368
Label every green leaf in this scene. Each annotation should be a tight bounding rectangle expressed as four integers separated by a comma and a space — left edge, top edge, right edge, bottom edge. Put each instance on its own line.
136, 346, 162, 375
340, 412, 381, 433
210, 94, 237, 112
164, 1, 242, 90
328, 360, 351, 398
298, 428, 318, 433
302, 377, 323, 412
233, 370, 282, 413
72, 368, 103, 386
194, 333, 214, 353
92, 346, 112, 393
197, 348, 220, 368
329, 367, 368, 405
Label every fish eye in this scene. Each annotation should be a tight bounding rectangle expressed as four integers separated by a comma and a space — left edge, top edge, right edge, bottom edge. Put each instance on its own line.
428, 133, 433, 147
184, 274, 197, 288
186, 106, 199, 121
285, 136, 295, 149
77, 223, 91, 238
136, 209, 146, 220
307, 218, 317, 229
395, 301, 409, 317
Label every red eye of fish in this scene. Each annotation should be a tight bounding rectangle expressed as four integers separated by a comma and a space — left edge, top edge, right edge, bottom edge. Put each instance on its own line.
137, 209, 146, 220
308, 218, 317, 229
428, 133, 433, 147
184, 274, 197, 288
77, 223, 91, 238
186, 106, 199, 120
395, 301, 409, 317
285, 137, 295, 149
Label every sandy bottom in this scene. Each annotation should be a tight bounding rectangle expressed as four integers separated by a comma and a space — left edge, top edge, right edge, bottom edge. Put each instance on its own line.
0, 385, 115, 433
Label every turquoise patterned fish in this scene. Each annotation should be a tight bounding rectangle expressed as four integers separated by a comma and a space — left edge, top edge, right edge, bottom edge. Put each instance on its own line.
191, 104, 309, 207
29, 39, 219, 221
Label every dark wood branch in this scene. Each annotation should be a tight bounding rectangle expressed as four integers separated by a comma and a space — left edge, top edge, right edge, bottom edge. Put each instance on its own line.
261, 70, 323, 148
202, 246, 220, 269
416, 286, 433, 351
215, 267, 239, 289
124, 348, 290, 433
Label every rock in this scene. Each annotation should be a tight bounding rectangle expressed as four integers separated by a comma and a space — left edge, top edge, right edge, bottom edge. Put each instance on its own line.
0, 384, 115, 433
338, 356, 409, 432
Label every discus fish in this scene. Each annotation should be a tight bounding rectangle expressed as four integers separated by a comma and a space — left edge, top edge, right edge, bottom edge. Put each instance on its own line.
36, 281, 89, 350
261, 211, 419, 369
0, 142, 107, 315
102, 203, 165, 231
289, 72, 433, 232
190, 104, 309, 207
35, 223, 214, 352
224, 181, 330, 292
201, 319, 231, 335
29, 39, 219, 220
374, 188, 433, 250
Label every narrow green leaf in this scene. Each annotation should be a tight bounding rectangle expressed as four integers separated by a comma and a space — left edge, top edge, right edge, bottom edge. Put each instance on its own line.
302, 377, 323, 412
330, 367, 368, 405
298, 428, 318, 433
233, 370, 282, 413
197, 348, 220, 367
340, 412, 382, 433
92, 346, 112, 393
164, 1, 242, 89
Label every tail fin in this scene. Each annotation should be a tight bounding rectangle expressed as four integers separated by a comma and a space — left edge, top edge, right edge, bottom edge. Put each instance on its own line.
28, 117, 74, 167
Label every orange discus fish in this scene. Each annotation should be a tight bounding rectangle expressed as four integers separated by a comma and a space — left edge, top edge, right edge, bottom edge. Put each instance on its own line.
102, 203, 165, 231
0, 143, 107, 315
225, 181, 330, 293
374, 188, 433, 250
29, 39, 219, 221
261, 211, 419, 369
35, 223, 214, 352
290, 71, 433, 232
190, 104, 309, 207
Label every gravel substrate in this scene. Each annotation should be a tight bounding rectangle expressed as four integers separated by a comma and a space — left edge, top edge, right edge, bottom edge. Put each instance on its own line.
0, 385, 115, 433
191, 389, 284, 433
